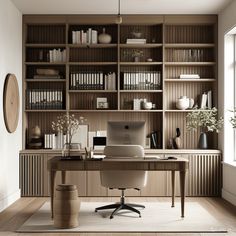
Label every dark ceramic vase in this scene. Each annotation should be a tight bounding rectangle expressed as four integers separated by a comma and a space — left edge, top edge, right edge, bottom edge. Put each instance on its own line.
198, 132, 208, 149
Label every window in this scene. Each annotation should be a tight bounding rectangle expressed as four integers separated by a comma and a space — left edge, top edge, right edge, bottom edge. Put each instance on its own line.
224, 29, 236, 163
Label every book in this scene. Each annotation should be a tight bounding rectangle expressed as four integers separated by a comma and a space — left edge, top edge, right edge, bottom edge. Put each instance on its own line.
200, 93, 208, 109
126, 38, 146, 44
207, 90, 212, 108
179, 74, 200, 79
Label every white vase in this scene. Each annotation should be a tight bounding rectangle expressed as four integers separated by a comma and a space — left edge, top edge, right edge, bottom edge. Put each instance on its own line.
176, 96, 189, 110
98, 28, 112, 44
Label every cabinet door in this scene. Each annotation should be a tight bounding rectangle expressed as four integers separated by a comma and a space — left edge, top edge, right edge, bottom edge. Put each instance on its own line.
20, 153, 45, 196
141, 171, 167, 196
87, 171, 107, 196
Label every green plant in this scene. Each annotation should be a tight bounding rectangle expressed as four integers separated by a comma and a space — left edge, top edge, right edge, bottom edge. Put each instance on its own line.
186, 107, 224, 133
229, 108, 236, 128
122, 49, 144, 60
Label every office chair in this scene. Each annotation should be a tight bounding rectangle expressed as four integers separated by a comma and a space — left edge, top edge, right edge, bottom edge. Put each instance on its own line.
95, 145, 147, 219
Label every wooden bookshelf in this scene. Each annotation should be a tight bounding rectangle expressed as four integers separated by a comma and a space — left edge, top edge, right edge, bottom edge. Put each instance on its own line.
22, 15, 218, 150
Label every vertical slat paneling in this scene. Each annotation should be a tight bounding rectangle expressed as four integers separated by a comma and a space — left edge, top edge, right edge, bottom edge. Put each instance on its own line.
19, 154, 45, 196
188, 154, 221, 196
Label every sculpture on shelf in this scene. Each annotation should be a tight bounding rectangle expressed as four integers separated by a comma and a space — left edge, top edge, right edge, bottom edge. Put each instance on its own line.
28, 125, 43, 149
174, 128, 182, 149
186, 107, 223, 149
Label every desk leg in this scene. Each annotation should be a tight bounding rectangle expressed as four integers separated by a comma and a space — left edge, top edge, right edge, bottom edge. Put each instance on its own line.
180, 170, 186, 218
171, 170, 175, 207
61, 170, 66, 184
50, 170, 56, 219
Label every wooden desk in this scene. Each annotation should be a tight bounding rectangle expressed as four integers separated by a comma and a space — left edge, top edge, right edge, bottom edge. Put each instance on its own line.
48, 156, 189, 218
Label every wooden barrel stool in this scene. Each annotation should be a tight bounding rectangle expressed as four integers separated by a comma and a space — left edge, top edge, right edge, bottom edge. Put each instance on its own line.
53, 184, 80, 229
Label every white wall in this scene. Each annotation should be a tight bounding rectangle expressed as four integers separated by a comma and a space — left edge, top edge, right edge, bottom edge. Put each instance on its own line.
219, 0, 236, 206
0, 0, 22, 212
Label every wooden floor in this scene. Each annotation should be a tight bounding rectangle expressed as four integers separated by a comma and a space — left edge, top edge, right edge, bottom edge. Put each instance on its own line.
0, 197, 235, 236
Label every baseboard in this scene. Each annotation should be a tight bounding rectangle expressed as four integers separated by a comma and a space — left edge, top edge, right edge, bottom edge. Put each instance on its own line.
0, 189, 21, 212
222, 188, 236, 206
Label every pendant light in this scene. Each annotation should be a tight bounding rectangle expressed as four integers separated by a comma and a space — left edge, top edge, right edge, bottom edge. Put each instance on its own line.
116, 0, 122, 24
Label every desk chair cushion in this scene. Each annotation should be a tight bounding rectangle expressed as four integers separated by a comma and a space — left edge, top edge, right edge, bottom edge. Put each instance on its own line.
101, 145, 147, 189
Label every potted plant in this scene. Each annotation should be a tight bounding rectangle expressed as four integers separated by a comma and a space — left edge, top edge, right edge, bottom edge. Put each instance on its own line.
229, 108, 236, 128
186, 107, 223, 149
122, 49, 144, 62
52, 114, 86, 157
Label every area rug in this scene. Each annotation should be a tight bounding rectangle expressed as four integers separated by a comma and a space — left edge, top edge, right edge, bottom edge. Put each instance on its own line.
17, 201, 227, 233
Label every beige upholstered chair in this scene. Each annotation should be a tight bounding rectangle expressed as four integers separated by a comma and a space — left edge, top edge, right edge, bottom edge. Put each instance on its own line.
95, 145, 147, 219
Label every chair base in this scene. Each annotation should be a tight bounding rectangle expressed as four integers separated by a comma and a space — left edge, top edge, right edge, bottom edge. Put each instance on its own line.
95, 202, 145, 219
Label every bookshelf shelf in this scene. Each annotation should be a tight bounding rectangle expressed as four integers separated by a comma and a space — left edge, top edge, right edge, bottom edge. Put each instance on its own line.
164, 79, 216, 82
165, 109, 211, 113
68, 62, 117, 66
119, 110, 163, 113
25, 62, 66, 65
25, 110, 66, 112
25, 79, 66, 82
23, 15, 218, 151
165, 62, 215, 66
120, 90, 163, 93
120, 62, 163, 66
165, 43, 215, 48
120, 43, 163, 48
69, 109, 118, 113
25, 43, 66, 47
68, 43, 117, 48
69, 90, 117, 93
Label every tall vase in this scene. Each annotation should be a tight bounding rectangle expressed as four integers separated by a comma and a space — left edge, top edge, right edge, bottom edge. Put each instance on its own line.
198, 132, 208, 149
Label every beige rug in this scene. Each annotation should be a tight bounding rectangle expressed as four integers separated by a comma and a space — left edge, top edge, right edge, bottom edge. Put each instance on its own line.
17, 201, 227, 233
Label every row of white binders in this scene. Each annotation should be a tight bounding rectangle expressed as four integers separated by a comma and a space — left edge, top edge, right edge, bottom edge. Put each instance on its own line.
26, 89, 64, 109
70, 72, 116, 90
49, 49, 66, 62
72, 29, 98, 44
121, 71, 161, 90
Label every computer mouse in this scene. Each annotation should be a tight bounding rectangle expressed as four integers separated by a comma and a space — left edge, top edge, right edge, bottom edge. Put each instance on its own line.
168, 156, 177, 160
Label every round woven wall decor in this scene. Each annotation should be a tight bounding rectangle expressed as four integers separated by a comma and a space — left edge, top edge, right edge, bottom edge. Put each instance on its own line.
3, 74, 20, 133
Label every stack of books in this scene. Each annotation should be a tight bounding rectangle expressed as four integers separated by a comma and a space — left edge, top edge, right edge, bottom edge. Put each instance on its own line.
126, 38, 146, 44
33, 69, 63, 80
179, 74, 200, 79
72, 28, 98, 44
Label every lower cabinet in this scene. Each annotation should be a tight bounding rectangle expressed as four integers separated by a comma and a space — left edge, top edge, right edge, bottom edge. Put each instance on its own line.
19, 151, 222, 197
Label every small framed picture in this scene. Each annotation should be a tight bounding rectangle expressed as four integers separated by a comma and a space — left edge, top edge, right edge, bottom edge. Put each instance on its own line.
96, 97, 108, 109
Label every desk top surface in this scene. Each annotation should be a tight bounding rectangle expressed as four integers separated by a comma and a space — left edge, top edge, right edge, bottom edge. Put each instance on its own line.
48, 156, 189, 171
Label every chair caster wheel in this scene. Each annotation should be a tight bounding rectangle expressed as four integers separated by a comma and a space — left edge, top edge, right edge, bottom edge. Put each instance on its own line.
139, 214, 141, 218
110, 216, 113, 219
95, 209, 97, 212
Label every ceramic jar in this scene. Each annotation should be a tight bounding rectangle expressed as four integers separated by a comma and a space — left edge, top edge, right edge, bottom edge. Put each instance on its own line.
176, 96, 190, 110
143, 102, 152, 110
98, 28, 112, 44
54, 184, 80, 229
